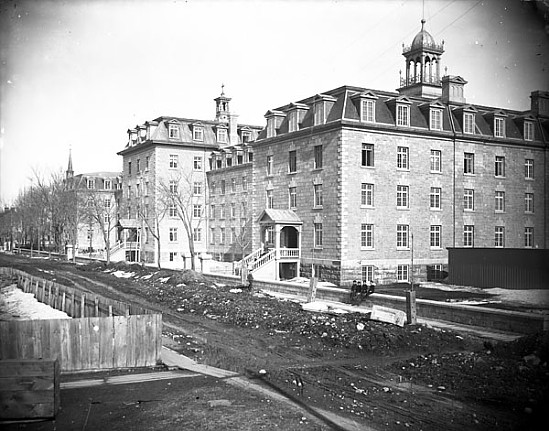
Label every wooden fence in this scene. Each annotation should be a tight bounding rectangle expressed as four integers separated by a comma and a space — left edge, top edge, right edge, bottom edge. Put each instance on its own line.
0, 268, 162, 372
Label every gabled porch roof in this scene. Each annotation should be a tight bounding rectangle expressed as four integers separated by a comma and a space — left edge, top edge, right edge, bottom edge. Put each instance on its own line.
257, 209, 302, 225
117, 219, 141, 229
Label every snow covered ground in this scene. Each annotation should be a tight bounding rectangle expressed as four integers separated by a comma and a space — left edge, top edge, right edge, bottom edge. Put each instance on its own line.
0, 284, 70, 320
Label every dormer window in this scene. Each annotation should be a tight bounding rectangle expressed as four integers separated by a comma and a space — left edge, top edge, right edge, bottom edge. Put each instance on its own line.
104, 180, 112, 190
168, 123, 180, 139
524, 121, 534, 141
313, 102, 325, 125
193, 125, 204, 141
241, 130, 251, 143
217, 128, 228, 143
288, 110, 299, 132
463, 112, 475, 134
87, 179, 95, 189
430, 108, 443, 130
266, 118, 276, 138
226, 155, 233, 167
361, 99, 375, 123
396, 104, 410, 126
494, 117, 505, 138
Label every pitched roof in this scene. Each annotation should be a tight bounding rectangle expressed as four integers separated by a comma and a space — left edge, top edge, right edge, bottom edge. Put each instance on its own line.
257, 209, 302, 224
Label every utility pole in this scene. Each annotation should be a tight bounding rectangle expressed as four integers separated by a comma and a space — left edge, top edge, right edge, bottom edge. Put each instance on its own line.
406, 229, 417, 325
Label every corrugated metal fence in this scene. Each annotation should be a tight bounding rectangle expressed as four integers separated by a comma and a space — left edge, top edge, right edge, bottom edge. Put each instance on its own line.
447, 248, 549, 289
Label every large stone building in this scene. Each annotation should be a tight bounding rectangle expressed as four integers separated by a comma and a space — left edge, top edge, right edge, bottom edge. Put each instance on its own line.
207, 20, 548, 285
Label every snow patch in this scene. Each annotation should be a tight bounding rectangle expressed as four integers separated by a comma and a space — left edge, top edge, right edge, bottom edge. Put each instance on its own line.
0, 285, 70, 320
112, 271, 135, 278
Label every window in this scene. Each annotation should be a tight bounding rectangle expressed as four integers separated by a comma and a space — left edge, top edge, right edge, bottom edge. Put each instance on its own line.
237, 154, 243, 165
169, 180, 177, 194
87, 179, 95, 189
525, 227, 533, 248
230, 203, 236, 218
494, 117, 505, 138
193, 156, 202, 170
193, 204, 202, 218
128, 161, 132, 175
464, 153, 475, 174
430, 187, 441, 209
248, 152, 254, 162
314, 184, 323, 207
495, 156, 505, 177
135, 183, 140, 197
396, 185, 409, 209
362, 144, 374, 167
193, 181, 202, 195
289, 187, 297, 209
169, 154, 178, 169
210, 227, 215, 245
396, 104, 410, 126
168, 124, 179, 139
230, 178, 236, 192
226, 157, 233, 167
361, 224, 374, 248
430, 150, 441, 172
169, 252, 176, 262
288, 150, 297, 173
430, 225, 442, 248
103, 213, 110, 224
362, 265, 375, 283
216, 158, 222, 169
288, 111, 298, 132
136, 159, 141, 173
145, 156, 150, 171
266, 155, 273, 176
220, 180, 226, 195
265, 226, 275, 245
525, 159, 534, 179
463, 112, 475, 134
169, 228, 178, 242
266, 190, 273, 209
193, 126, 204, 141
219, 204, 225, 219
463, 225, 474, 247
361, 99, 375, 122
494, 226, 505, 248
242, 131, 251, 143
314, 102, 324, 125
169, 203, 177, 217
463, 189, 474, 211
267, 118, 276, 138
525, 193, 534, 213
314, 145, 323, 169
210, 204, 216, 219
314, 223, 323, 247
104, 198, 111, 208
145, 182, 149, 196
361, 183, 374, 207
241, 202, 247, 217
217, 128, 228, 143
230, 227, 236, 244
104, 180, 112, 190
524, 121, 534, 141
430, 109, 443, 131
397, 146, 409, 169
495, 191, 505, 212
396, 224, 409, 248
220, 228, 226, 244
242, 176, 248, 191
397, 265, 409, 282
210, 182, 216, 195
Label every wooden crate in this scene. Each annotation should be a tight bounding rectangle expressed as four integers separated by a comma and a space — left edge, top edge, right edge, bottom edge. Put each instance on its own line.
0, 359, 60, 420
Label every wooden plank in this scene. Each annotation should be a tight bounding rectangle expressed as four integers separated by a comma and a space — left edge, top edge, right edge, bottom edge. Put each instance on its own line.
60, 319, 71, 371
87, 318, 101, 370
113, 316, 128, 368
98, 316, 114, 369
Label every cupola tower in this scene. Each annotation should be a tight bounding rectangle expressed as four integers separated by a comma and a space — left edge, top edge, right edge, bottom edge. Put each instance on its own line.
214, 84, 231, 123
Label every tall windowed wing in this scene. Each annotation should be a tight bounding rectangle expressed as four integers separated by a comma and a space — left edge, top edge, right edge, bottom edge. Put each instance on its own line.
361, 224, 374, 248
464, 152, 475, 174
396, 224, 409, 248
396, 185, 409, 209
494, 117, 505, 138
430, 225, 442, 248
525, 193, 534, 213
430, 150, 442, 172
396, 104, 409, 126
397, 146, 409, 169
524, 227, 533, 248
288, 150, 297, 173
289, 187, 297, 209
463, 225, 474, 247
524, 121, 534, 141
169, 154, 178, 169
266, 190, 274, 209
463, 189, 474, 211
314, 223, 323, 247
361, 99, 375, 122
525, 159, 534, 179
314, 102, 324, 125
495, 191, 505, 212
314, 184, 323, 207
266, 155, 273, 176
193, 156, 202, 170
362, 144, 374, 167
168, 124, 179, 139
430, 109, 442, 130
494, 226, 505, 248
430, 187, 441, 210
314, 145, 323, 169
361, 183, 374, 207
463, 112, 475, 134
495, 156, 505, 177
193, 126, 204, 141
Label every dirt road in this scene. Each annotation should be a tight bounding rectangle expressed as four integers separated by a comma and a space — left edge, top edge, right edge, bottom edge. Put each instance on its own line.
1, 254, 547, 431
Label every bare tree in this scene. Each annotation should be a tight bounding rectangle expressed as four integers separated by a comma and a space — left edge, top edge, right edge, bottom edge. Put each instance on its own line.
136, 186, 169, 269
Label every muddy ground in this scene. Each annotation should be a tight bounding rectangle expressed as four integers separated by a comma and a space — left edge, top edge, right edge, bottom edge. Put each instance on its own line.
1, 253, 548, 431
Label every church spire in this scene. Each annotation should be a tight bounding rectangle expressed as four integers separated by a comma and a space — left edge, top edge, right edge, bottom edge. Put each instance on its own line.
66, 148, 74, 179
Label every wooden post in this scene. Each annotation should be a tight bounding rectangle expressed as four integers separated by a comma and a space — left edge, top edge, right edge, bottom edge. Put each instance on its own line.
307, 277, 318, 303
47, 283, 52, 306
406, 290, 417, 325
34, 280, 39, 298
61, 292, 66, 313
108, 305, 113, 317
94, 297, 99, 317
80, 294, 85, 318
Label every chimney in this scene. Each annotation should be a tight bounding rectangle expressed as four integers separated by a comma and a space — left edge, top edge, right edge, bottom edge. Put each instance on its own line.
530, 91, 549, 117
229, 113, 239, 145
441, 75, 467, 104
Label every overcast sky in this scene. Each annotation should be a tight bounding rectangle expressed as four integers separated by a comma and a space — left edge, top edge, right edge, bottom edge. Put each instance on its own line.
1, 0, 547, 204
